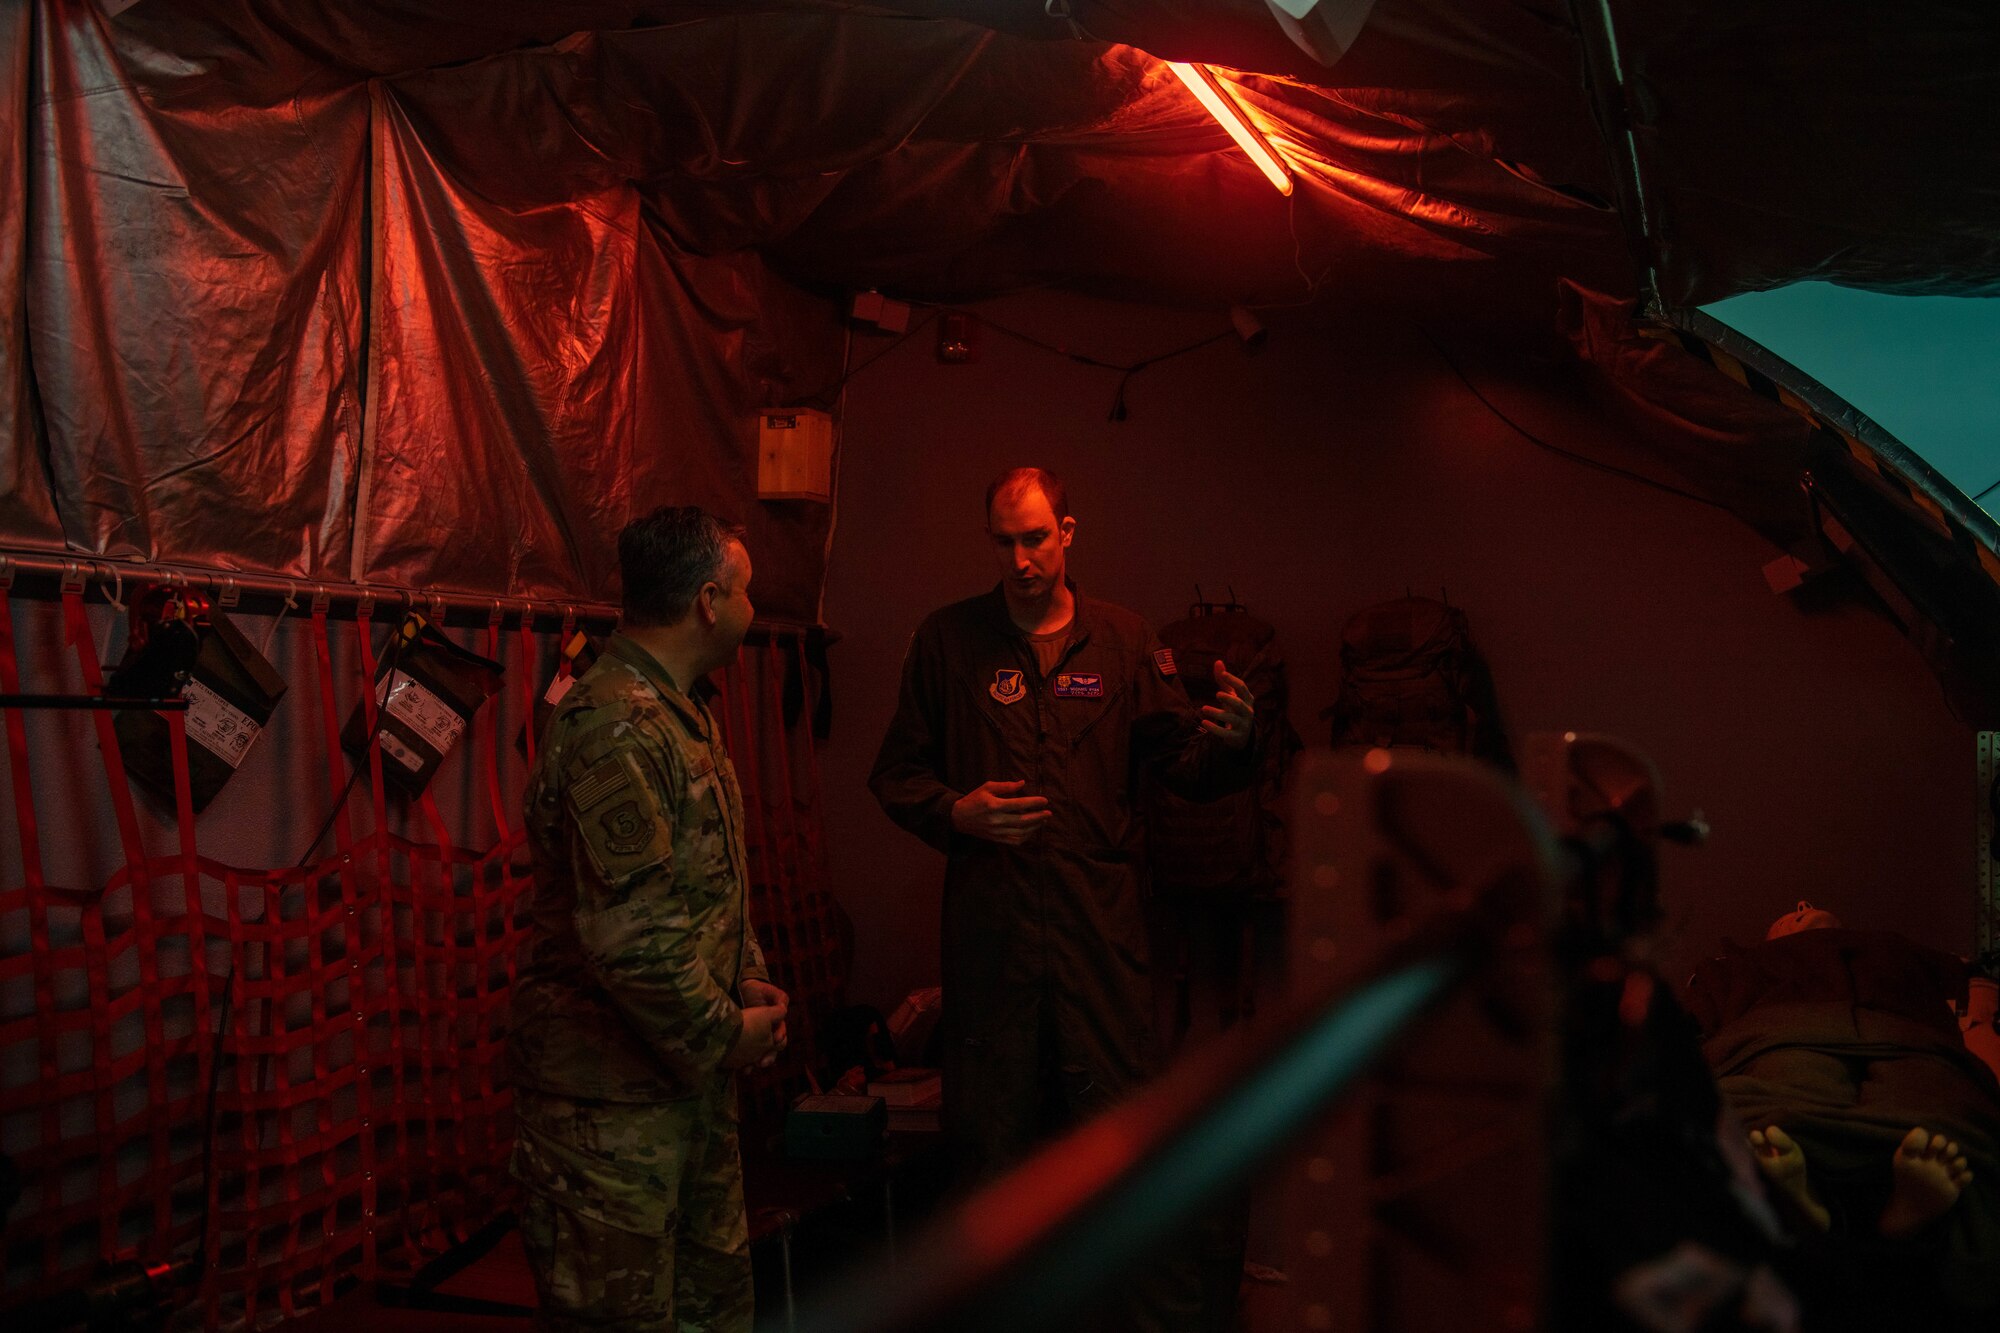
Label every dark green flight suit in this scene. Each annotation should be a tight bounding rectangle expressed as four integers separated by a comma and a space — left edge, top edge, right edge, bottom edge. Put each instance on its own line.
870, 584, 1254, 1329
508, 634, 767, 1333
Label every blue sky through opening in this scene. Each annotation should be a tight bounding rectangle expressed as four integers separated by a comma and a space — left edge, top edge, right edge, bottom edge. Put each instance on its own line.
1703, 284, 2000, 517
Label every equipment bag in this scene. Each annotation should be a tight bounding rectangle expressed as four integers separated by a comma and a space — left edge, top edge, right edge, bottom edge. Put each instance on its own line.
110, 587, 287, 813
342, 613, 503, 797
1324, 595, 1513, 769
1144, 600, 1301, 898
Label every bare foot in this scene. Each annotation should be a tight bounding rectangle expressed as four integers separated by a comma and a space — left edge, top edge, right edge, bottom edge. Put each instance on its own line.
1748, 1125, 1831, 1233
1879, 1127, 1974, 1238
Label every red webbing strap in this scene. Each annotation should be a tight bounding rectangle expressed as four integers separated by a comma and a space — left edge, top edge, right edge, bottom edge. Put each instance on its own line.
60, 583, 150, 883
795, 635, 837, 1005
0, 585, 63, 1215
206, 865, 247, 1329
481, 623, 511, 842
164, 710, 215, 1242
0, 584, 46, 893
307, 608, 358, 862
352, 605, 391, 876
414, 792, 452, 1234
515, 619, 538, 767
470, 622, 512, 1177
351, 607, 396, 1264
728, 649, 770, 887
414, 613, 455, 1215
794, 635, 828, 820
419, 791, 454, 860
760, 637, 822, 1033
307, 605, 379, 1271
62, 581, 163, 1256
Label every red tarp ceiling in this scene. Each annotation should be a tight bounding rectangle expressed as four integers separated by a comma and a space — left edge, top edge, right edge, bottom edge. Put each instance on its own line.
1, 0, 1994, 618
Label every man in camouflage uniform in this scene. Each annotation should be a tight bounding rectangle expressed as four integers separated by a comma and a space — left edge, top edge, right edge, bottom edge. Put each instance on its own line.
508, 506, 788, 1332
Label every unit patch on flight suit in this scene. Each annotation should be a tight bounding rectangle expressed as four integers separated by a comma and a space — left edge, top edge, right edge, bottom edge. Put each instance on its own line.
990, 669, 1027, 704
1053, 672, 1103, 698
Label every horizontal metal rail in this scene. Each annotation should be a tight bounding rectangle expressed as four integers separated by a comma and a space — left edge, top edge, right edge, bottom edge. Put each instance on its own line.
0, 546, 827, 640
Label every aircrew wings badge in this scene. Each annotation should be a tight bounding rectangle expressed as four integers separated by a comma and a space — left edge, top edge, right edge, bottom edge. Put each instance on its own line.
1153, 647, 1177, 677
1053, 672, 1103, 698
990, 669, 1027, 705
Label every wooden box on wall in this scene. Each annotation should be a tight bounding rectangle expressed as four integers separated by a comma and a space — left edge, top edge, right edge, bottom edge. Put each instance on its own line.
758, 408, 835, 502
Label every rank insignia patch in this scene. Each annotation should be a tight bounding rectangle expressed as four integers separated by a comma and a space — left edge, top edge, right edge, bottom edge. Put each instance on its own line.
990, 669, 1027, 705
1053, 672, 1103, 698
1153, 648, 1178, 678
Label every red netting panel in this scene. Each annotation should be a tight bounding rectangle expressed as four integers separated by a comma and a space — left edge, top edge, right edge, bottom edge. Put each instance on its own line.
0, 591, 839, 1327
713, 640, 846, 1123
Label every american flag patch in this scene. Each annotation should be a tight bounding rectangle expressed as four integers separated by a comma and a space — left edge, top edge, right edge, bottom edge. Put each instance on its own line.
1153, 647, 1177, 677
570, 757, 629, 812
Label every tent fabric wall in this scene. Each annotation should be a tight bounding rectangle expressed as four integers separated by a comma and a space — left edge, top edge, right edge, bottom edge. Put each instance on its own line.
0, 3, 77, 549
2, 0, 847, 624
814, 289, 1976, 1018
23, 0, 368, 576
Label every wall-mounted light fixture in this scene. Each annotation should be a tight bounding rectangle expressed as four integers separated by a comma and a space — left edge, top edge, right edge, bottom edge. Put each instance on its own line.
1167, 62, 1294, 196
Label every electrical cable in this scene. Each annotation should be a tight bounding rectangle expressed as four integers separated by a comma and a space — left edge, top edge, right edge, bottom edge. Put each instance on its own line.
1416, 325, 1736, 514
793, 309, 942, 409
1247, 187, 1334, 313
796, 299, 1233, 422
976, 315, 1232, 419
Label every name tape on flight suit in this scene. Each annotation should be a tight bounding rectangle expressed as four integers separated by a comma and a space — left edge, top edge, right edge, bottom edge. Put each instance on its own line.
1053, 673, 1103, 698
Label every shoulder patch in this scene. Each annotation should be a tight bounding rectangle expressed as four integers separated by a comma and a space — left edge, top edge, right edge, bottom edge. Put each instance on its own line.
570, 757, 631, 812
1153, 647, 1177, 678
595, 799, 651, 857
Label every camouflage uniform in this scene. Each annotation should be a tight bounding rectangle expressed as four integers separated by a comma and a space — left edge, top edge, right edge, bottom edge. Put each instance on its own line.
507, 634, 767, 1332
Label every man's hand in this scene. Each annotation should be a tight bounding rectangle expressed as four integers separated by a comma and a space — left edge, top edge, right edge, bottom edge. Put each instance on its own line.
740, 978, 790, 1066
724, 1001, 789, 1070
1201, 661, 1256, 750
741, 978, 788, 1012
951, 779, 1052, 845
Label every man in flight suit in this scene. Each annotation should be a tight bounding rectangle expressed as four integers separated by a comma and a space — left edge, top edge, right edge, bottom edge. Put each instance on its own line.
870, 467, 1257, 1329
508, 506, 789, 1333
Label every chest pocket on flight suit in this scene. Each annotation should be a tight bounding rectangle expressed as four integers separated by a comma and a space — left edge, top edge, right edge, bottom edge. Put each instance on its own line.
1064, 677, 1128, 746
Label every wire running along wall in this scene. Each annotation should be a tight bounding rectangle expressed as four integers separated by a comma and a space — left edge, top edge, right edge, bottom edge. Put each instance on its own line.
0, 584, 843, 1326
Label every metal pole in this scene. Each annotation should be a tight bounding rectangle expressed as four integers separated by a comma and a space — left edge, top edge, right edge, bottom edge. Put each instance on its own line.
794, 892, 1525, 1333
0, 548, 820, 641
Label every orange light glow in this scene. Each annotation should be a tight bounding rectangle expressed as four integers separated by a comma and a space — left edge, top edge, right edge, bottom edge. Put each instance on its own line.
1167, 62, 1294, 196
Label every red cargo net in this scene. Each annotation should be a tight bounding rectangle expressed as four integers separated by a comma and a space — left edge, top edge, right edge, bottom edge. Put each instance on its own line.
0, 586, 841, 1326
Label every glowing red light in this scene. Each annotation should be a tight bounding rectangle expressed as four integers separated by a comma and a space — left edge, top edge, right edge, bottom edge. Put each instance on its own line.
1167, 62, 1294, 196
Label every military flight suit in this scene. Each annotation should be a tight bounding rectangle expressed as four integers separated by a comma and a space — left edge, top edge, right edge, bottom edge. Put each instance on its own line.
869, 584, 1254, 1177
507, 634, 767, 1333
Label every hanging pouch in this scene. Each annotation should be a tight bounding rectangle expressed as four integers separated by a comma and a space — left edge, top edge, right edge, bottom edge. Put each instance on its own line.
343, 613, 503, 797
111, 590, 288, 813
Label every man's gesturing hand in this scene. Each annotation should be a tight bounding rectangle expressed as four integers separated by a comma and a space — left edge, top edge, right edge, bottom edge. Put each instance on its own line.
1201, 661, 1257, 750
951, 779, 1052, 845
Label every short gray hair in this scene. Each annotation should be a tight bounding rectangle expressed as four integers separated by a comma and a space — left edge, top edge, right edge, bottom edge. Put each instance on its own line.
617, 506, 744, 627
